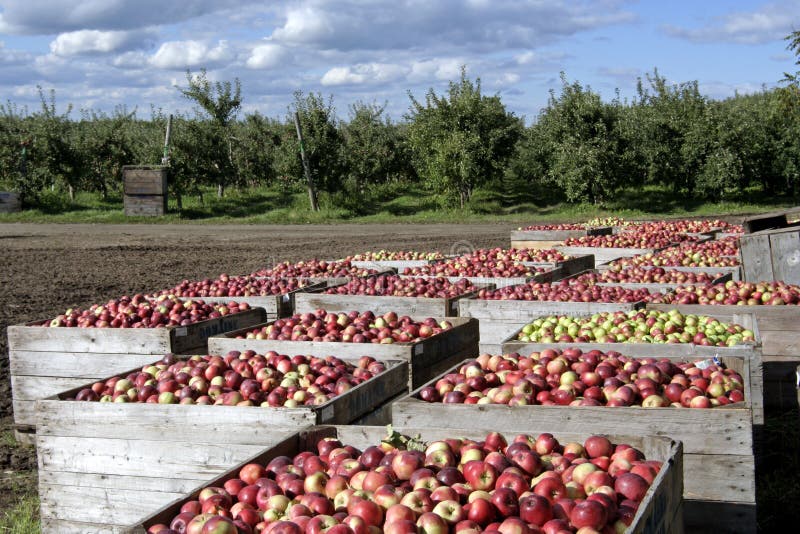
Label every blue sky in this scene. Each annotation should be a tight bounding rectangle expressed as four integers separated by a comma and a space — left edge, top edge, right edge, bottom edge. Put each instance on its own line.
0, 0, 798, 123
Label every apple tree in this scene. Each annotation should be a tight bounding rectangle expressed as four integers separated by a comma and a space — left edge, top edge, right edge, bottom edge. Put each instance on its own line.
406, 68, 522, 208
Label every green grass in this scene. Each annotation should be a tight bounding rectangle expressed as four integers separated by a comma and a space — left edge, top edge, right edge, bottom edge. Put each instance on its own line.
0, 493, 39, 534
0, 183, 796, 224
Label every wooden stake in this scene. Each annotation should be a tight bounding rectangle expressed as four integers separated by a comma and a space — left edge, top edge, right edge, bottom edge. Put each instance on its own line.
294, 111, 319, 211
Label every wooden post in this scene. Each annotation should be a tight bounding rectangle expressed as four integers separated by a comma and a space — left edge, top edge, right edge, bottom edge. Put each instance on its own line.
294, 112, 319, 211
161, 114, 173, 165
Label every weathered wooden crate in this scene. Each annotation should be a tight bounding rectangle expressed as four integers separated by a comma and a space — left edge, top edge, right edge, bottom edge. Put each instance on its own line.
597, 263, 742, 281
647, 302, 800, 411
510, 226, 613, 249
126, 425, 683, 534
123, 166, 169, 217
458, 297, 644, 354
592, 270, 732, 292
557, 245, 664, 268
0, 191, 21, 213
293, 283, 489, 317
209, 317, 479, 391
7, 307, 267, 430
393, 351, 756, 525
184, 281, 326, 322
742, 211, 789, 234
398, 265, 565, 290
34, 356, 407, 533
500, 314, 764, 427
739, 225, 800, 284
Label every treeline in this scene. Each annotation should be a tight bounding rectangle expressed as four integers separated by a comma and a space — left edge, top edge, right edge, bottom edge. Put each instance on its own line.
1, 68, 799, 210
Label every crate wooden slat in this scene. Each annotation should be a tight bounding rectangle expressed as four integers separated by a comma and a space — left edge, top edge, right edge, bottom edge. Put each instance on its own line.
647, 302, 800, 411
125, 425, 682, 534
7, 307, 267, 428
521, 253, 595, 278
122, 166, 168, 195
742, 211, 788, 234
208, 317, 479, 391
185, 281, 325, 321
458, 297, 643, 354
591, 271, 733, 292
34, 357, 406, 531
510, 226, 613, 249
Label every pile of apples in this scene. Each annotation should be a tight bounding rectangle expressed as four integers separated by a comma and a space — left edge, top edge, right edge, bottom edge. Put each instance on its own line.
645, 280, 800, 306
573, 268, 720, 285
41, 295, 250, 329
563, 232, 696, 249
475, 281, 650, 304
71, 352, 386, 407
464, 248, 570, 264
156, 276, 311, 298
585, 216, 632, 228
325, 276, 477, 299
518, 223, 592, 231
402, 261, 538, 279
346, 251, 444, 261
622, 219, 736, 235
253, 261, 382, 279
147, 429, 663, 534
416, 349, 745, 409
609, 238, 740, 268
236, 310, 453, 344
514, 309, 755, 346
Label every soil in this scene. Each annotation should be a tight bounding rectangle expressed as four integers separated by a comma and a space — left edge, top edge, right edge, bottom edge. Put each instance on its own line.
0, 222, 511, 515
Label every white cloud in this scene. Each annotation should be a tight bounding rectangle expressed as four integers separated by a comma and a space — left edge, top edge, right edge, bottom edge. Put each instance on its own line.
246, 43, 289, 69
50, 29, 152, 56
321, 63, 408, 86
662, 1, 798, 44
150, 40, 234, 69
0, 41, 32, 65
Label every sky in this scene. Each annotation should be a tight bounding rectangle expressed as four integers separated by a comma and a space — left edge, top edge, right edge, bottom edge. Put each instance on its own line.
0, 0, 799, 124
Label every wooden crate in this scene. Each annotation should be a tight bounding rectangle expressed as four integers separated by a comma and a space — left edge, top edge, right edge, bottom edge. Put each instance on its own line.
293, 283, 488, 317
557, 245, 663, 268
458, 297, 644, 354
350, 259, 441, 271
122, 166, 168, 195
123, 194, 167, 217
648, 302, 800, 411
742, 211, 789, 234
208, 317, 479, 391
739, 226, 800, 284
592, 269, 732, 292
393, 351, 756, 515
0, 191, 21, 213
398, 265, 565, 290
126, 425, 683, 534
185, 281, 326, 321
34, 357, 407, 533
510, 226, 613, 249
597, 263, 742, 281
500, 315, 764, 427
7, 307, 267, 428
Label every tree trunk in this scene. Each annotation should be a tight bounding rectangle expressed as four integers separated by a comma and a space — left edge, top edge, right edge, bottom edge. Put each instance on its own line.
68, 184, 75, 202
176, 192, 183, 210
218, 183, 225, 198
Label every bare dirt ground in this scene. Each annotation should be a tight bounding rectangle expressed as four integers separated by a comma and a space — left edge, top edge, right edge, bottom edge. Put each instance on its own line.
0, 222, 512, 514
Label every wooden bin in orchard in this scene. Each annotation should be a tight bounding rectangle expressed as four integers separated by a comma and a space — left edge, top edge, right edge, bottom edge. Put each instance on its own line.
738, 225, 800, 284
647, 302, 800, 411
122, 165, 168, 216
458, 298, 645, 355
293, 280, 492, 318
392, 348, 757, 534
7, 306, 267, 436
181, 280, 327, 322
0, 191, 21, 213
208, 316, 479, 391
126, 425, 684, 534
510, 226, 613, 249
34, 356, 407, 533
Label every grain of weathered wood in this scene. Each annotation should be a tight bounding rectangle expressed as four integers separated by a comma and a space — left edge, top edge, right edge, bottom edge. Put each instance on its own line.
9, 351, 160, 378
41, 518, 126, 534
510, 226, 613, 243
557, 245, 661, 267
769, 228, 800, 284
39, 470, 203, 494
126, 426, 682, 534
122, 166, 168, 195
739, 233, 774, 282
